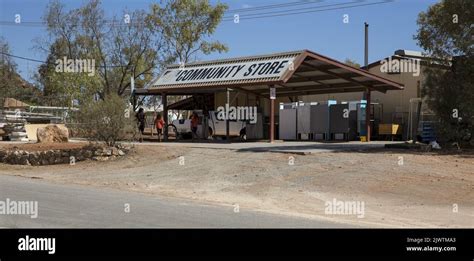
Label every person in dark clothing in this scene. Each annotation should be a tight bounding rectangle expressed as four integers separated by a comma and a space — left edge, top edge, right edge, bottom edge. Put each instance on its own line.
136, 108, 146, 142
190, 112, 199, 141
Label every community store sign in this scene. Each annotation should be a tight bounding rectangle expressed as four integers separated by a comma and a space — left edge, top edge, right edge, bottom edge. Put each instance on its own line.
156, 57, 295, 85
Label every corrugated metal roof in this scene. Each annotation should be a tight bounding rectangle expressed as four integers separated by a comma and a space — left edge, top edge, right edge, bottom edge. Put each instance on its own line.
136, 49, 404, 96
165, 50, 305, 69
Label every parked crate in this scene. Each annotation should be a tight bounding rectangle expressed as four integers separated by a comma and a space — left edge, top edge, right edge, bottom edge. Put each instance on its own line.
329, 104, 350, 140
279, 103, 297, 140
310, 104, 329, 140
379, 124, 401, 135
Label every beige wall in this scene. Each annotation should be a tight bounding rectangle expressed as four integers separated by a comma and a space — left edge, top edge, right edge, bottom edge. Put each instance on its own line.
299, 65, 426, 124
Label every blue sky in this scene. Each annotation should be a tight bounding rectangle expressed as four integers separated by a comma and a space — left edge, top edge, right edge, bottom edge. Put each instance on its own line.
0, 0, 439, 82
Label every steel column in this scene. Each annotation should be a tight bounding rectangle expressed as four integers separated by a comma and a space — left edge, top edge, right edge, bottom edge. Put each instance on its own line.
365, 89, 371, 142
269, 85, 275, 143
162, 93, 168, 141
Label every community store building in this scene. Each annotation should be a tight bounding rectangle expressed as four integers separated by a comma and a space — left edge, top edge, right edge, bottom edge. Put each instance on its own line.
134, 49, 404, 142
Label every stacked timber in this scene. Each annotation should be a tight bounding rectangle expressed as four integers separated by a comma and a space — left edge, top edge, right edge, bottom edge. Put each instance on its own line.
0, 111, 28, 141
1, 109, 65, 141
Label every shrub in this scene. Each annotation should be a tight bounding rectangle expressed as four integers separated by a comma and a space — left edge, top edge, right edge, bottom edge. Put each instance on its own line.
71, 94, 137, 146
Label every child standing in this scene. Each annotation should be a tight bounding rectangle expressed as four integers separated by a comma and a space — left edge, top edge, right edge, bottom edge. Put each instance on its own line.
154, 113, 165, 142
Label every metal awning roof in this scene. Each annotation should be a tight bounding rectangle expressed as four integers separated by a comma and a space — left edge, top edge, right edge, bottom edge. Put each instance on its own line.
135, 49, 404, 97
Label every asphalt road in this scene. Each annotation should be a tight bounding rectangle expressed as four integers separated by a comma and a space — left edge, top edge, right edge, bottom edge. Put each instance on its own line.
0, 175, 348, 228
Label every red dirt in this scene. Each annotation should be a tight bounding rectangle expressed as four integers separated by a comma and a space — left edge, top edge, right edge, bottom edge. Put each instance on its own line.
0, 142, 88, 151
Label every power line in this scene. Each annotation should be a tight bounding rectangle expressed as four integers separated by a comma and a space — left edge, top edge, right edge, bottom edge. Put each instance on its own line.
225, 0, 324, 13
0, 52, 45, 63
222, 0, 394, 21
222, 0, 361, 20
0, 0, 394, 27
0, 51, 133, 68
0, 0, 396, 68
0, 20, 148, 28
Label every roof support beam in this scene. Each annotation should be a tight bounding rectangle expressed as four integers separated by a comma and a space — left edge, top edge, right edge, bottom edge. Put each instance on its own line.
233, 86, 269, 100
302, 61, 378, 91
269, 85, 364, 94
287, 73, 360, 83
256, 81, 381, 94
276, 87, 367, 97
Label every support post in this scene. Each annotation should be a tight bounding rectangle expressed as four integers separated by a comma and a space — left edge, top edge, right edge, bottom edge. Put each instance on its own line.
269, 85, 275, 143
413, 100, 422, 144
162, 93, 168, 141
365, 89, 371, 142
363, 22, 371, 142
226, 88, 230, 142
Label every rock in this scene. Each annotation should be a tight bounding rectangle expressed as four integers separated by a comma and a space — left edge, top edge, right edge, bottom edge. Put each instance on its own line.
19, 155, 30, 165
111, 147, 119, 156
36, 124, 69, 143
0, 143, 125, 166
45, 150, 55, 159
48, 156, 56, 165
92, 156, 109, 161
117, 144, 131, 153
83, 150, 93, 158
61, 157, 70, 164
53, 150, 62, 159
28, 153, 40, 166
0, 150, 6, 161
54, 157, 63, 164
12, 151, 22, 164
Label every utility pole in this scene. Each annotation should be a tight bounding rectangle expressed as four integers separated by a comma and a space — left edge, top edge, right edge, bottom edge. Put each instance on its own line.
226, 88, 230, 142
364, 22, 369, 69
364, 22, 371, 142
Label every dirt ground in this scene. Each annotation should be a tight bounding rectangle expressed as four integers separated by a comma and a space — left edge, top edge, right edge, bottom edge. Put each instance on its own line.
0, 142, 87, 151
0, 143, 472, 228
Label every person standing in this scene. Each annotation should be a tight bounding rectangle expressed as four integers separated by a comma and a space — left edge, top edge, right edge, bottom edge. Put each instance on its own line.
154, 113, 165, 142
136, 108, 146, 143
190, 112, 199, 141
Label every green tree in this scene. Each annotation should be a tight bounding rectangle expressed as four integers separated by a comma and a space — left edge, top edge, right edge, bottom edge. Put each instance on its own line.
38, 0, 228, 104
344, 58, 361, 68
36, 37, 103, 107
144, 0, 228, 110
415, 0, 474, 147
147, 0, 228, 64
0, 37, 42, 104
38, 0, 163, 103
